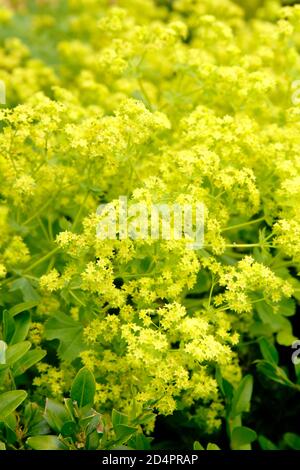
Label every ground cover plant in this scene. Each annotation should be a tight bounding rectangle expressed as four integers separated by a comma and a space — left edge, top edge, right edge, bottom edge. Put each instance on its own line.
0, 0, 300, 451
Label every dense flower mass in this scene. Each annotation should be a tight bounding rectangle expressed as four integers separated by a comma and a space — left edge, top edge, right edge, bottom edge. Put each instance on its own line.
0, 0, 300, 451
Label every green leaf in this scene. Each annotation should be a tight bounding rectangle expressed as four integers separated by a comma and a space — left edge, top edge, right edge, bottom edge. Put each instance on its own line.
278, 298, 296, 317
64, 398, 76, 421
23, 402, 50, 436
58, 216, 72, 231
114, 424, 137, 442
3, 310, 15, 344
71, 367, 96, 408
276, 331, 297, 346
78, 412, 101, 442
284, 433, 300, 450
0, 390, 27, 420
256, 299, 297, 346
0, 365, 8, 383
6, 341, 31, 365
80, 412, 102, 435
193, 441, 204, 450
133, 413, 154, 426
44, 312, 84, 361
256, 360, 295, 388
249, 321, 273, 337
0, 441, 5, 450
230, 375, 253, 417
44, 399, 69, 433
256, 301, 273, 324
207, 443, 220, 450
2, 310, 31, 346
9, 301, 39, 317
10, 278, 40, 303
295, 363, 300, 384
86, 429, 100, 450
215, 367, 233, 400
0, 341, 7, 364
61, 420, 77, 437
231, 426, 257, 450
258, 337, 278, 365
3, 413, 17, 444
12, 349, 46, 377
132, 433, 152, 451
112, 409, 129, 429
26, 435, 67, 450
258, 435, 278, 450
10, 312, 30, 344
256, 302, 294, 337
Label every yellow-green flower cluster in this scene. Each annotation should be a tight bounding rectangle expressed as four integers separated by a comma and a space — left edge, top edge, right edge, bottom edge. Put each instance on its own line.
0, 0, 299, 433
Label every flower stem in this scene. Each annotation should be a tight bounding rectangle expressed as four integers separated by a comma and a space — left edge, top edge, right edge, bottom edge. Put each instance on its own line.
222, 216, 265, 233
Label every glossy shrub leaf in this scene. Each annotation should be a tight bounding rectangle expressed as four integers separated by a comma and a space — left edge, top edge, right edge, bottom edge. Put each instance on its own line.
85, 413, 102, 435
0, 341, 7, 364
26, 435, 67, 450
12, 349, 46, 377
207, 443, 220, 450
71, 367, 96, 408
24, 402, 50, 437
258, 435, 278, 450
79, 412, 102, 437
10, 312, 31, 345
61, 421, 77, 437
44, 399, 69, 433
0, 365, 8, 384
256, 360, 295, 388
283, 433, 300, 450
258, 338, 278, 365
230, 375, 253, 417
64, 398, 76, 421
114, 424, 137, 442
4, 413, 17, 444
86, 429, 100, 450
231, 426, 257, 450
0, 390, 27, 420
216, 367, 234, 400
9, 301, 39, 317
112, 409, 129, 429
132, 433, 152, 451
3, 310, 15, 344
6, 341, 31, 366
193, 441, 204, 450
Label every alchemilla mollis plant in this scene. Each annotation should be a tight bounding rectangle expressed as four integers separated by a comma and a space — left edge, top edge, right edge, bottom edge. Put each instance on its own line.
0, 0, 300, 451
